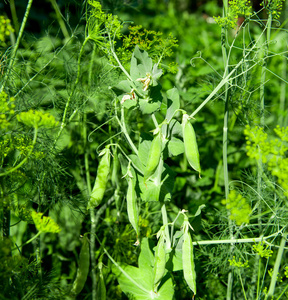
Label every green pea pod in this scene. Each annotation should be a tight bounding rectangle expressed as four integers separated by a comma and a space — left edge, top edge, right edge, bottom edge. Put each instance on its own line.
144, 131, 162, 182
127, 175, 139, 237
153, 233, 166, 292
87, 147, 110, 209
96, 262, 106, 300
71, 235, 90, 296
182, 114, 201, 175
182, 231, 196, 295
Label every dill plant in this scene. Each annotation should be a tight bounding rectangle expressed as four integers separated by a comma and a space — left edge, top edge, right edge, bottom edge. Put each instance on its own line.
1, 0, 288, 299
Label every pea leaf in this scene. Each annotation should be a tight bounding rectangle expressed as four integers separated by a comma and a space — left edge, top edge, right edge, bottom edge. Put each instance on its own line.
167, 137, 185, 157
156, 276, 174, 300
151, 63, 163, 85
138, 238, 154, 272
166, 87, 180, 123
114, 237, 174, 299
121, 98, 137, 109
112, 80, 133, 95
138, 134, 153, 167
138, 163, 175, 202
115, 264, 154, 299
139, 85, 162, 114
129, 154, 145, 173
169, 120, 183, 137
130, 46, 153, 80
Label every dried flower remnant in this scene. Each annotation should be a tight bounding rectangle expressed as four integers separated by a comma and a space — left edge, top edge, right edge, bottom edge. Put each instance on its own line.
121, 89, 136, 104
136, 73, 151, 91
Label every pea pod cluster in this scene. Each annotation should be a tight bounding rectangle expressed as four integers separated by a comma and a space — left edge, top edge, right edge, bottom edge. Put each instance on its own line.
87, 147, 110, 210
182, 113, 201, 175
144, 131, 162, 182
70, 235, 90, 296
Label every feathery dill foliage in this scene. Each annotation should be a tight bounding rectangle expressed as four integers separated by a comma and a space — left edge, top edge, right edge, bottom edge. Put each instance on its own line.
117, 25, 178, 72
245, 125, 288, 197
0, 15, 14, 46
214, 0, 252, 29
222, 190, 251, 225
261, 0, 286, 19
0, 91, 15, 129
1, 0, 288, 299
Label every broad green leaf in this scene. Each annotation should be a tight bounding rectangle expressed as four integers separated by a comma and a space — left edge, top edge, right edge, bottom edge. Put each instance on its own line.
138, 163, 174, 203
167, 137, 184, 157
139, 238, 154, 273
129, 154, 145, 173
139, 85, 162, 115
138, 136, 153, 167
112, 80, 133, 95
155, 276, 174, 300
139, 98, 161, 115
151, 64, 163, 85
130, 55, 141, 81
169, 120, 183, 137
130, 46, 153, 80
166, 87, 180, 123
115, 264, 154, 299
123, 99, 137, 110
158, 164, 175, 202
118, 153, 129, 177
114, 237, 174, 299
139, 179, 161, 202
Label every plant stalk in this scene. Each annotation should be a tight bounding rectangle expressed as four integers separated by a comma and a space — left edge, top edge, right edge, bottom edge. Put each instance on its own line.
221, 1, 234, 298
49, 0, 70, 40
83, 112, 97, 300
265, 233, 287, 299
1, 0, 34, 92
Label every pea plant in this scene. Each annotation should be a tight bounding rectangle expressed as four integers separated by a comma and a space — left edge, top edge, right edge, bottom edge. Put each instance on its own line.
90, 44, 201, 299
1, 0, 288, 299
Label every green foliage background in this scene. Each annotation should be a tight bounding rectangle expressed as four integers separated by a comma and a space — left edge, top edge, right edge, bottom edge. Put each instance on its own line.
1, 0, 288, 299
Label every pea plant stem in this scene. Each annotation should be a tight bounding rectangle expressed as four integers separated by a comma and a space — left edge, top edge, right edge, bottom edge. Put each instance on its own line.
49, 0, 70, 40
0, 0, 34, 92
238, 268, 248, 300
221, 1, 234, 299
109, 39, 132, 81
279, 2, 288, 127
83, 113, 97, 300
266, 233, 287, 300
257, 11, 272, 237
190, 22, 267, 119
152, 114, 159, 128
192, 232, 281, 246
116, 107, 138, 155
256, 254, 261, 299
12, 231, 41, 251
89, 209, 97, 300
88, 43, 97, 87
9, 0, 20, 35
